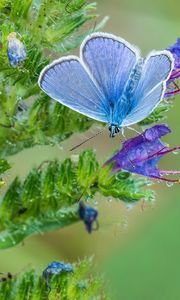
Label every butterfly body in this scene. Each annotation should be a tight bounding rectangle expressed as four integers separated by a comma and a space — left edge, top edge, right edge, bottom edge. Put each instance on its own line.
38, 32, 174, 136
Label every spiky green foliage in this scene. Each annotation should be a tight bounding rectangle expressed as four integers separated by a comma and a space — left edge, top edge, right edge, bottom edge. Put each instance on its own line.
0, 95, 96, 156
0, 150, 154, 249
0, 0, 107, 156
0, 158, 10, 175
0, 158, 10, 189
0, 258, 109, 300
0, 0, 173, 297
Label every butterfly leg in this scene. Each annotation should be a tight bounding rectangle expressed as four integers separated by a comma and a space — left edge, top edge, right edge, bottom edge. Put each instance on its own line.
127, 126, 141, 134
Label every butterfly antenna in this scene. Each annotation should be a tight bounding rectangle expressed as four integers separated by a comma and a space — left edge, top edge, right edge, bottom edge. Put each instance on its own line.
70, 129, 104, 151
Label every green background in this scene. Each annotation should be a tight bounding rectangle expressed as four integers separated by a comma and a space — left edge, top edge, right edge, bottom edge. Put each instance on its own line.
1, 0, 180, 299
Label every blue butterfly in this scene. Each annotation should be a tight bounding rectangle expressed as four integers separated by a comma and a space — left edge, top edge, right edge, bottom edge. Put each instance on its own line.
38, 32, 174, 137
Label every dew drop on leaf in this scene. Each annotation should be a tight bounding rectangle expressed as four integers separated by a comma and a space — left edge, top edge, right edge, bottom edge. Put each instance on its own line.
93, 199, 98, 206
173, 150, 179, 155
125, 202, 137, 210
107, 197, 113, 203
146, 181, 154, 186
166, 181, 174, 187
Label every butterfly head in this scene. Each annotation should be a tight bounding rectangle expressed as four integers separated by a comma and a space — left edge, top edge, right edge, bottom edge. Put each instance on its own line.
109, 124, 120, 138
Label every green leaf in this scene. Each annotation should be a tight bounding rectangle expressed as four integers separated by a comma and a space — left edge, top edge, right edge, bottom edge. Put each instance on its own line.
0, 150, 154, 249
98, 164, 154, 203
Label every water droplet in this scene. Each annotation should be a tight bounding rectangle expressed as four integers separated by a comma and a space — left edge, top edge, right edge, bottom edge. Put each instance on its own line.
71, 154, 79, 163
93, 199, 98, 205
84, 195, 93, 203
115, 174, 121, 181
146, 181, 154, 186
166, 181, 174, 188
173, 150, 179, 155
119, 216, 128, 229
107, 197, 113, 203
12, 239, 16, 245
17, 96, 22, 101
125, 202, 137, 210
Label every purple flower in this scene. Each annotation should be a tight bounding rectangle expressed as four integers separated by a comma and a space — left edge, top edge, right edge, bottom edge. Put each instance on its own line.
104, 125, 180, 183
78, 201, 99, 233
165, 38, 180, 97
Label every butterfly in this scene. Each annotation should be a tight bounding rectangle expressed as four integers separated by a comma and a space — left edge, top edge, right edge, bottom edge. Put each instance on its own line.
38, 32, 174, 137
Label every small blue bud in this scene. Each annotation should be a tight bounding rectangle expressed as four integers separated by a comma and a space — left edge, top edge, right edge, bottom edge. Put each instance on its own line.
78, 201, 99, 233
42, 261, 73, 290
7, 32, 27, 67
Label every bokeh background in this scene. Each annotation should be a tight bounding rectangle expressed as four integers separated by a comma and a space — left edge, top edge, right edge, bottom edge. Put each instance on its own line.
1, 0, 180, 299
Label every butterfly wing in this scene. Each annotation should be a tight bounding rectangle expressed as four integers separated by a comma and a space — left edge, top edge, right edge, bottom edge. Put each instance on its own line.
38, 56, 108, 122
122, 50, 174, 127
81, 32, 140, 103
39, 32, 140, 124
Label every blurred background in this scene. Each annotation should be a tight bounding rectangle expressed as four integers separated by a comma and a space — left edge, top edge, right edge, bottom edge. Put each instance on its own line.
1, 0, 180, 299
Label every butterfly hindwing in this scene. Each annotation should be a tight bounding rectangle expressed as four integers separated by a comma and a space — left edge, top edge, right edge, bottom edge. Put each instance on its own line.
122, 83, 165, 126
122, 50, 174, 126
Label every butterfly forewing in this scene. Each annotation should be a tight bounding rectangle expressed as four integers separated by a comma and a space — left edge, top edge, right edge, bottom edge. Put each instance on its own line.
39, 57, 108, 122
81, 33, 140, 103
